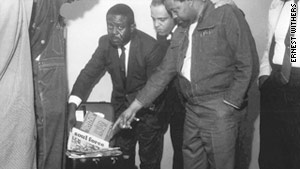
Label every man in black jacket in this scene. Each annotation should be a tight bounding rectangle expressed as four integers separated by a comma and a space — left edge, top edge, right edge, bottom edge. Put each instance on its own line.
67, 4, 166, 169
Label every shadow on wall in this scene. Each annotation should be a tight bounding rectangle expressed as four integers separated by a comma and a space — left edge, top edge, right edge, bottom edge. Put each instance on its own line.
60, 0, 100, 20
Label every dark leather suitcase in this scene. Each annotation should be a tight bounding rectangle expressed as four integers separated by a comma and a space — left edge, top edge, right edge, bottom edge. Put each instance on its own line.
77, 102, 114, 122
66, 102, 121, 169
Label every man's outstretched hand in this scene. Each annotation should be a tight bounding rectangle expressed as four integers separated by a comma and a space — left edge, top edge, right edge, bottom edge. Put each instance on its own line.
112, 99, 143, 131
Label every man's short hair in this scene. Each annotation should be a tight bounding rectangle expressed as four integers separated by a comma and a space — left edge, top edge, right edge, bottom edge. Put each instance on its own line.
151, 0, 165, 6
106, 4, 135, 25
151, 0, 173, 17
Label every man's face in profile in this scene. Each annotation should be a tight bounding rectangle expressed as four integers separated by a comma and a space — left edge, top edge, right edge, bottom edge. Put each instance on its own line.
164, 0, 196, 26
150, 4, 175, 36
107, 14, 132, 47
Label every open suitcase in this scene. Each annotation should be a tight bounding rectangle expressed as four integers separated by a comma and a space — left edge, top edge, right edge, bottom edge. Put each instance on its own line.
66, 102, 122, 169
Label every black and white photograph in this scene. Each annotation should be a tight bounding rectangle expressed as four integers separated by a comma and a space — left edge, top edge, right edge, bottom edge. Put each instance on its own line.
0, 0, 299, 169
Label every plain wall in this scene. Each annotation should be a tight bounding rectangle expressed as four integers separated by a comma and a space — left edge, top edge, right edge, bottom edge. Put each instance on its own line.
62, 0, 273, 168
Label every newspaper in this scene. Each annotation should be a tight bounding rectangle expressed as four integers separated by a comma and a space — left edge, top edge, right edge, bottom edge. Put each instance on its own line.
67, 127, 109, 151
67, 110, 122, 158
80, 111, 113, 141
67, 127, 122, 158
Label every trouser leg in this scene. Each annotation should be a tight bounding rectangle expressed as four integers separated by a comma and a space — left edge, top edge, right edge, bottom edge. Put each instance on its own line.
170, 110, 185, 169
259, 75, 291, 169
182, 109, 208, 169
114, 129, 137, 169
259, 71, 300, 169
183, 98, 240, 169
138, 123, 163, 169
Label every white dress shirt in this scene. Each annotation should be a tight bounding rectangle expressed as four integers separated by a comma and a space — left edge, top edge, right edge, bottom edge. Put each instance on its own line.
273, 0, 300, 67
69, 41, 131, 107
259, 0, 300, 78
181, 22, 198, 81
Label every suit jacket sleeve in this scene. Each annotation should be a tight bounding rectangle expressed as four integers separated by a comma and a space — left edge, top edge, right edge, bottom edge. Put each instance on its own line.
71, 36, 107, 101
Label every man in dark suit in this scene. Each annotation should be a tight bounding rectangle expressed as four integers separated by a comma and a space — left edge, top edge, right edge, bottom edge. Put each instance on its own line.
67, 4, 165, 169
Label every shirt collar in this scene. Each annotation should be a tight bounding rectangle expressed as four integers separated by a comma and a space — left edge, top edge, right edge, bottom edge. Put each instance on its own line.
118, 41, 131, 55
196, 1, 215, 30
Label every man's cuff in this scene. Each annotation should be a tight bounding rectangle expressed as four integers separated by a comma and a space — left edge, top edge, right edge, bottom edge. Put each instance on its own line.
223, 100, 240, 109
135, 98, 145, 108
136, 91, 152, 108
68, 95, 82, 107
135, 99, 143, 106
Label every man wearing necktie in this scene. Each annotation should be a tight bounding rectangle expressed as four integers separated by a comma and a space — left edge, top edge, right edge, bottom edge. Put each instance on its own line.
258, 0, 300, 168
67, 4, 167, 169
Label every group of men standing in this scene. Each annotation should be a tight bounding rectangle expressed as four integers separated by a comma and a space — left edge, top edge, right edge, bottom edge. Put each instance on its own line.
1, 0, 299, 169
2, 0, 299, 169
67, 0, 300, 169
68, 0, 256, 169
